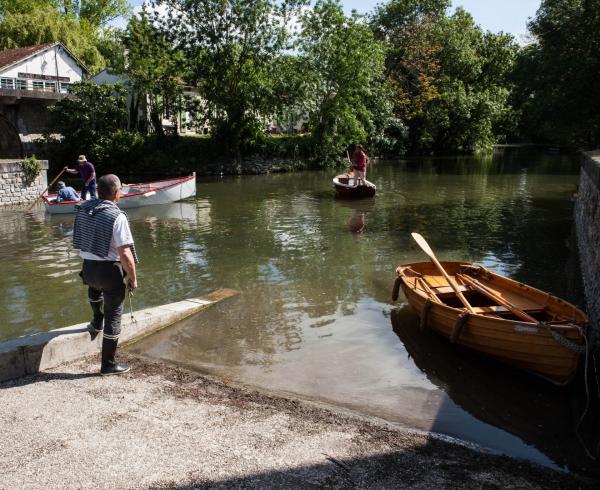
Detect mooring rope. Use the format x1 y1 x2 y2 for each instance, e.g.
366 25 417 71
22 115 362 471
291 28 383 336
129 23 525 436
573 332 598 460
538 322 587 354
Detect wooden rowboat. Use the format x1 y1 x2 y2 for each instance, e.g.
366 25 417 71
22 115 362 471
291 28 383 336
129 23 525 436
42 174 196 214
333 174 376 199
393 261 588 385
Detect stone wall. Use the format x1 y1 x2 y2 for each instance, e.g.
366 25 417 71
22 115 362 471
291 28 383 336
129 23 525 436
0 159 48 205
575 151 600 349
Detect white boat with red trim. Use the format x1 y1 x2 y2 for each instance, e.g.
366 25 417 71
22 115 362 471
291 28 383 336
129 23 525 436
42 174 196 214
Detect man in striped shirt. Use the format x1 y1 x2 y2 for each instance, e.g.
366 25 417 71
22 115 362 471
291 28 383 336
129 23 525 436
73 174 138 375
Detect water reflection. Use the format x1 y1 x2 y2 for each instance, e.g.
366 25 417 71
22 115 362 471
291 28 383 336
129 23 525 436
390 307 594 471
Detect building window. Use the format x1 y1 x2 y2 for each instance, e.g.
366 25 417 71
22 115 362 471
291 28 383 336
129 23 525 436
0 78 15 89
16 79 28 90
44 81 56 92
59 83 71 94
32 81 44 90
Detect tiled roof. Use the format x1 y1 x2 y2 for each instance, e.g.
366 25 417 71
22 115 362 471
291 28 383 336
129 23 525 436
0 42 58 71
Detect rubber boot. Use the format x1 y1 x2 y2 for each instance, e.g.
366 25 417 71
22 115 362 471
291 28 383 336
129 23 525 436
100 337 130 375
87 299 104 341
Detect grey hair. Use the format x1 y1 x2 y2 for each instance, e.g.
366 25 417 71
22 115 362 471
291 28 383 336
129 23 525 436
98 174 121 199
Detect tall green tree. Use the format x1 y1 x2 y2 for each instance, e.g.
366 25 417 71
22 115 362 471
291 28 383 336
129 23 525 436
0 0 130 27
298 0 390 165
45 81 128 162
514 0 600 147
120 12 185 136
421 8 518 152
375 3 517 153
153 0 308 158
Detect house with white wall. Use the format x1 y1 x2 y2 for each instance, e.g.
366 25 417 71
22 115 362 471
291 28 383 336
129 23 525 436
92 69 210 136
0 42 89 157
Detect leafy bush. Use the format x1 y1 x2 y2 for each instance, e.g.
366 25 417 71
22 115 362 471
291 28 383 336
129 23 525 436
20 155 42 184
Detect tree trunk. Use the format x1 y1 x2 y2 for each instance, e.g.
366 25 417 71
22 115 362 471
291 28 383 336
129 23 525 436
149 96 165 137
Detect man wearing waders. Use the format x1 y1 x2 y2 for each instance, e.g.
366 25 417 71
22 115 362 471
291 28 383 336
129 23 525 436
73 174 138 375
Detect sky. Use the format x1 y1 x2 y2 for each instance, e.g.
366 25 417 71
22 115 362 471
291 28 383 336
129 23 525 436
127 1 542 39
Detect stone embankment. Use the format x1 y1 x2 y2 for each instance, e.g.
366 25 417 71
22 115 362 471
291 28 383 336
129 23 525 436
0 159 48 205
575 151 600 349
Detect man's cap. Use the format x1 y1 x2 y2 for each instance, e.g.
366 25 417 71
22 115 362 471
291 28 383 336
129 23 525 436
57 181 66 189
77 155 87 162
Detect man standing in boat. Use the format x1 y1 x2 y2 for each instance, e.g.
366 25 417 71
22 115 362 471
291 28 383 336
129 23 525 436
64 155 97 200
351 144 368 186
73 174 138 375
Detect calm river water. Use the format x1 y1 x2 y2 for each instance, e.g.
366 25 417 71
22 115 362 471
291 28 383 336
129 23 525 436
0 150 591 471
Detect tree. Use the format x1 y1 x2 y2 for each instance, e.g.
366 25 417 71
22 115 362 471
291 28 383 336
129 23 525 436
420 9 518 152
375 3 517 153
514 0 600 147
45 81 128 162
0 0 130 28
298 0 390 165
152 0 308 158
120 13 186 136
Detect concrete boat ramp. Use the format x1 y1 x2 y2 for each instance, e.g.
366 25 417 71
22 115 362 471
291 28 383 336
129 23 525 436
0 290 587 488
0 289 239 383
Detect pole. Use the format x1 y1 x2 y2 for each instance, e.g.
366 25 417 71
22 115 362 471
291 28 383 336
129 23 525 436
26 167 66 211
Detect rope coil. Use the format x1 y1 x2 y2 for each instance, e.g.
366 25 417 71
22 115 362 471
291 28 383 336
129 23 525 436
538 322 587 354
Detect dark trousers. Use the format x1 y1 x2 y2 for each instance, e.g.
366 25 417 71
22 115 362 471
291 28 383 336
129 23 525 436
81 260 125 338
81 180 97 200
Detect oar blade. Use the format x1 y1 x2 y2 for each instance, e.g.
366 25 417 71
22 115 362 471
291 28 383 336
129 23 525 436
411 232 434 258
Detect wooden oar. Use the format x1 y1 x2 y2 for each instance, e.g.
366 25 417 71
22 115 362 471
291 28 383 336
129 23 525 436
26 167 66 211
411 232 476 314
456 273 538 324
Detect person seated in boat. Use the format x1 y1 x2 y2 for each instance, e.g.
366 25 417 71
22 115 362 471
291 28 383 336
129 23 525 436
351 144 368 187
55 181 80 202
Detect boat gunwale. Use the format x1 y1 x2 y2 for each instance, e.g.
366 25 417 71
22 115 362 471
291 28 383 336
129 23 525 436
332 174 377 191
396 261 588 327
42 174 195 207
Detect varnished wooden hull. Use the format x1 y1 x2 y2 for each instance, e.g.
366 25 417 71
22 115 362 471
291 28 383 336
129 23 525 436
395 261 588 385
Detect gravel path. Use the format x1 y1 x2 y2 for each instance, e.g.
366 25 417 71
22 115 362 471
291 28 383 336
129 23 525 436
0 354 585 489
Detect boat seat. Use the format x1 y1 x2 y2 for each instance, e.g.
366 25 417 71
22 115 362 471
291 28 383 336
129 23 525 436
471 306 510 314
433 285 469 295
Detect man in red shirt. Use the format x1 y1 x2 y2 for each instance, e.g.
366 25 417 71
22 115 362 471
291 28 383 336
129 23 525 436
351 144 368 186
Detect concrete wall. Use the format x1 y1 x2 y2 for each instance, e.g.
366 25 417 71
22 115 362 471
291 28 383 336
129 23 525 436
0 159 48 205
0 102 55 154
575 151 600 349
